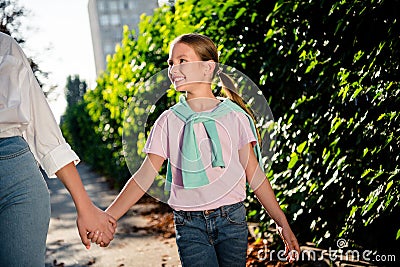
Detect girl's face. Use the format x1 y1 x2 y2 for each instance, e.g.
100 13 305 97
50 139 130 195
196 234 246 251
167 42 212 91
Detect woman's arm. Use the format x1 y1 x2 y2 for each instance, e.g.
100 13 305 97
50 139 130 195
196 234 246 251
105 153 165 220
239 143 300 262
55 162 117 249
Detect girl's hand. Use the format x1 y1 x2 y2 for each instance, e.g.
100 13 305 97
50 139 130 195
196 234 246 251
76 203 117 249
277 225 300 263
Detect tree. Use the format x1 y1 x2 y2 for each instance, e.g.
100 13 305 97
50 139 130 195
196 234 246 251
253 0 400 251
1 0 51 92
0 0 25 43
65 75 87 106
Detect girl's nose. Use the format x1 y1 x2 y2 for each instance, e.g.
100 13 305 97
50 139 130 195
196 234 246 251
169 64 180 74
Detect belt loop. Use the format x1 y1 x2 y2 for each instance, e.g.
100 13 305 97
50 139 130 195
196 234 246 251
221 205 227 217
186 211 191 220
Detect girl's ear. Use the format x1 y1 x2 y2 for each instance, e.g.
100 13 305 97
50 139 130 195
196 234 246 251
204 60 216 75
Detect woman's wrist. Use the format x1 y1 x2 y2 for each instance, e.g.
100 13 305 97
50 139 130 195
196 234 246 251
74 197 96 214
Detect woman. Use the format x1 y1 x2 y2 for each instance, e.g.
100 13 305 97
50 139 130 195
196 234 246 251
0 31 116 266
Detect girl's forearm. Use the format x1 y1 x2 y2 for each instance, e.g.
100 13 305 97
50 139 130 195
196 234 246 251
252 173 291 228
105 177 146 220
105 154 163 220
241 144 291 228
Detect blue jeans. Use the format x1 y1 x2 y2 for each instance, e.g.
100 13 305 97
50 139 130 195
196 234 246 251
173 201 248 267
0 136 51 266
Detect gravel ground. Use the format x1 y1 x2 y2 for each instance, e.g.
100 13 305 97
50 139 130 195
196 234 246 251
44 163 181 267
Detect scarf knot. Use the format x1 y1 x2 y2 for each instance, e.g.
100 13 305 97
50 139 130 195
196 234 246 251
166 95 263 190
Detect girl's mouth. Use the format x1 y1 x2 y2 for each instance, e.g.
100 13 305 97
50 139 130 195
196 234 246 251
173 76 185 83
172 76 185 84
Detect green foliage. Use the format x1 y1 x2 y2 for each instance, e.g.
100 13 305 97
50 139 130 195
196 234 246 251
0 0 26 42
65 75 87 107
257 0 400 249
62 0 400 250
1 0 49 90
63 3 200 186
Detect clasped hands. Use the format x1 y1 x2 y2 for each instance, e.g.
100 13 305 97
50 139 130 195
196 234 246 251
76 204 117 248
86 222 115 248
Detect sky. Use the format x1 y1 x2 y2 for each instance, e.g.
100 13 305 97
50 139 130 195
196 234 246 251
18 0 96 122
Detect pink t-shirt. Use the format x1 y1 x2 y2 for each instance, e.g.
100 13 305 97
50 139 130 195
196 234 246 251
143 108 257 211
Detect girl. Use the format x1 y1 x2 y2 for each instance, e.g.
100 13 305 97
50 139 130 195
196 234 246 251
92 33 300 266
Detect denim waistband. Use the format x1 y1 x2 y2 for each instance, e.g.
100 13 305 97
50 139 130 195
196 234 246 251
173 201 244 219
0 136 30 160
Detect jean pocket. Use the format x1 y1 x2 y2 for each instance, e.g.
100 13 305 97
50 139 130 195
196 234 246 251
225 203 247 225
173 211 186 226
0 137 30 160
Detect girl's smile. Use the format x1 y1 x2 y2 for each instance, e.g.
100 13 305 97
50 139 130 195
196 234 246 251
167 42 214 93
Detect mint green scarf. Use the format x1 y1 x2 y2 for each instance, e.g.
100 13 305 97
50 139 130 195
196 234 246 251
165 95 263 190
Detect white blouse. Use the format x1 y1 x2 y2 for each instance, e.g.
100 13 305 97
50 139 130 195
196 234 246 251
0 32 79 177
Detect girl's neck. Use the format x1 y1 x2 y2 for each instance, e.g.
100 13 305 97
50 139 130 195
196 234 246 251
185 88 220 112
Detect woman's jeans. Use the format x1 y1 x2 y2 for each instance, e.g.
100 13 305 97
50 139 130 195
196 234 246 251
0 136 51 266
173 201 248 267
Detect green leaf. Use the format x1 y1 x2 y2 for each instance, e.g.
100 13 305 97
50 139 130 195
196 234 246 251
265 28 274 40
349 206 358 218
251 12 257 23
309 182 318 194
350 86 363 101
297 141 307 154
363 147 368 157
385 180 393 193
305 60 318 74
235 7 246 19
361 168 373 178
288 152 299 169
248 210 257 217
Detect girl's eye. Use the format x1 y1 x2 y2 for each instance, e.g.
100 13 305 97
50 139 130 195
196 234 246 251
167 59 186 66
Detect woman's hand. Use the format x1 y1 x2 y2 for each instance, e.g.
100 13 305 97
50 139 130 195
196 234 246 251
76 203 117 248
85 153 165 247
54 162 117 248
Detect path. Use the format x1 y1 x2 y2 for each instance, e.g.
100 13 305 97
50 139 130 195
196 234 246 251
44 163 181 267
43 164 379 267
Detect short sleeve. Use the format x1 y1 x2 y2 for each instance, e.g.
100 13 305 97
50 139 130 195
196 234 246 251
236 112 257 149
142 110 169 159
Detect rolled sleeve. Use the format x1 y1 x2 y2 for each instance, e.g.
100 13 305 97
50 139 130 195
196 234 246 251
41 143 80 178
18 44 80 178
1 33 80 179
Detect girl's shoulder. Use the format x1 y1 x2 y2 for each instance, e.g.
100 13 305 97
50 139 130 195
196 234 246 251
153 109 180 126
223 110 255 133
225 109 251 122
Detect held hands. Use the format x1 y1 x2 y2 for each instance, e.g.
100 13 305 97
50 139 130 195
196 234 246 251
276 225 301 263
76 203 117 249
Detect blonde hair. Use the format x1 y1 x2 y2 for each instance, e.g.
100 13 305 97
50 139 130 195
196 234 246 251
171 33 262 143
